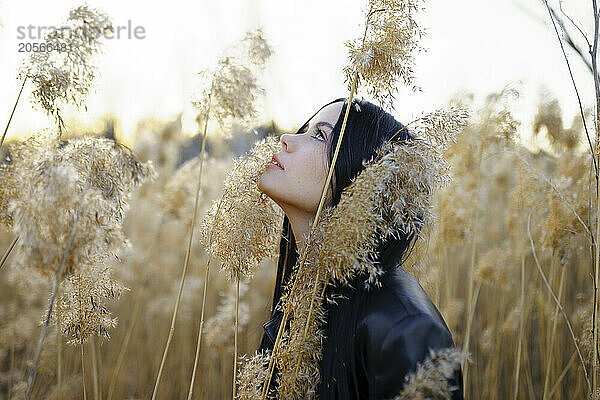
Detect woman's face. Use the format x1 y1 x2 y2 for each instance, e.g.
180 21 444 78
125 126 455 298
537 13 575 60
258 101 343 216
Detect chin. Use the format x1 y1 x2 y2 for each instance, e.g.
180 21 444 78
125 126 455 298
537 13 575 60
257 173 273 197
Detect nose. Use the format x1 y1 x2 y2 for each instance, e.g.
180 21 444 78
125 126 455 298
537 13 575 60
280 133 292 151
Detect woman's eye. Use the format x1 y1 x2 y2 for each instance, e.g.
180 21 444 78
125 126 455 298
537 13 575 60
311 129 326 142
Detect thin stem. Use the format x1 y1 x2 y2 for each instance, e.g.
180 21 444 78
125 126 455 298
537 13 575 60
589 1 600 396
527 205 591 394
151 83 212 400
24 143 96 400
549 350 577 399
233 278 240 400
97 337 103 400
57 286 62 400
514 252 526 400
81 345 88 400
90 337 99 400
0 236 19 271
1 77 27 149
107 292 140 400
543 262 567 400
8 341 14 400
187 255 213 400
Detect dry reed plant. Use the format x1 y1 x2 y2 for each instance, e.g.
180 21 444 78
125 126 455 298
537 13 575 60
394 348 471 399
198 135 282 399
1 132 152 398
15 6 112 135
151 28 273 400
199 135 283 281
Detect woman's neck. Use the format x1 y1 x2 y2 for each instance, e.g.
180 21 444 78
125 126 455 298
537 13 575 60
283 208 315 254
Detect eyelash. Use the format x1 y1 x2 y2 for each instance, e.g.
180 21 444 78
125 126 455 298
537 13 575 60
299 123 326 142
311 128 326 142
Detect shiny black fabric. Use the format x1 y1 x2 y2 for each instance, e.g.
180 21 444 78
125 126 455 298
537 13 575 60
258 264 464 399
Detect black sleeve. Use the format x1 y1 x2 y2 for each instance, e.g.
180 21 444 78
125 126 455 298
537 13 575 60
366 313 463 400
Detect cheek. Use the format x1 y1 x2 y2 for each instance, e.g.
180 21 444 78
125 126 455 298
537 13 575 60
307 152 331 199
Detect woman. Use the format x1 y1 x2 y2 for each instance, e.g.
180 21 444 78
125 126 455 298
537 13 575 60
257 97 464 399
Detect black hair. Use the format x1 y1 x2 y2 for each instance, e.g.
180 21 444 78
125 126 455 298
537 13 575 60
259 97 417 399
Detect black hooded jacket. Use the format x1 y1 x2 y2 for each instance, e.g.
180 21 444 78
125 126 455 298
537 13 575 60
258 238 464 399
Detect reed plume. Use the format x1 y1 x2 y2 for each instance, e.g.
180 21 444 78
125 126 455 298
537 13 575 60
192 28 273 133
16 5 112 134
8 134 153 279
3 132 152 398
200 135 283 280
394 348 471 399
152 27 273 400
344 0 425 109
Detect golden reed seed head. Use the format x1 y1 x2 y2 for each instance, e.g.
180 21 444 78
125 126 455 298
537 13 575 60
17 5 112 130
243 28 274 67
394 347 471 399
51 265 128 345
192 28 273 135
8 134 154 278
200 135 283 281
5 133 152 344
236 351 273 400
344 0 425 109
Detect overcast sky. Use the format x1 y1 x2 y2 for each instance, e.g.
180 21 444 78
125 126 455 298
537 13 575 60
0 0 595 146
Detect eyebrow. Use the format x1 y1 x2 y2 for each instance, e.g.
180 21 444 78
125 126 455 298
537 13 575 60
297 121 334 135
315 121 334 131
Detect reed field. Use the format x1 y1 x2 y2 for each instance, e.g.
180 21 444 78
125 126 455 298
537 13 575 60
1 1 600 400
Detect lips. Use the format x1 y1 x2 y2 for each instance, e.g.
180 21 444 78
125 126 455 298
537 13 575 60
266 154 284 170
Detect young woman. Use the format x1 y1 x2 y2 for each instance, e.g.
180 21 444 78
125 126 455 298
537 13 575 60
257 97 463 399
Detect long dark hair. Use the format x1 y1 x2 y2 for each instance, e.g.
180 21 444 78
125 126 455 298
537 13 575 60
260 97 417 399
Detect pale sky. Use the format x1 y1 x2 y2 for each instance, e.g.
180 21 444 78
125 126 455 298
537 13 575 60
0 0 595 147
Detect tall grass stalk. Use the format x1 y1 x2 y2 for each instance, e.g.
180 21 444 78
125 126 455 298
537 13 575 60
151 84 212 400
187 255 213 400
1 78 27 149
57 287 62 400
107 292 140 400
543 260 567 400
463 140 484 395
527 206 591 393
90 336 99 400
97 337 104 400
513 251 525 400
0 236 19 270
549 351 577 398
81 345 87 400
24 143 96 400
233 278 240 400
